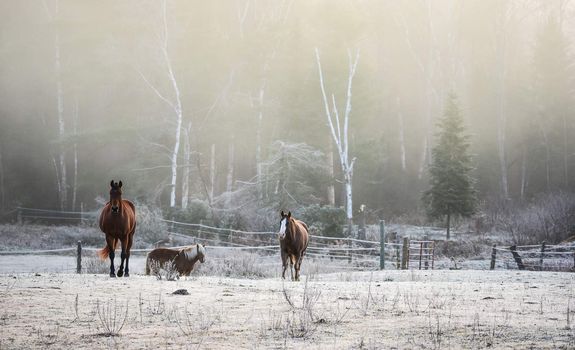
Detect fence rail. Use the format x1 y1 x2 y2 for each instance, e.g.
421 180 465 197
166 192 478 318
490 242 575 271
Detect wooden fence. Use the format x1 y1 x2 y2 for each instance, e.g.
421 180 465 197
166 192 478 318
0 213 437 272
490 242 575 271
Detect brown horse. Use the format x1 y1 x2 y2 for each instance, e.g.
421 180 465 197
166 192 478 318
98 180 136 277
145 244 206 277
278 211 309 281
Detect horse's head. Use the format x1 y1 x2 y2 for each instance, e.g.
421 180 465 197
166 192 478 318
109 180 123 214
197 243 206 263
278 210 292 240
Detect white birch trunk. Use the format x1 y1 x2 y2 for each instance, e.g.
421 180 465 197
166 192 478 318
162 1 184 208
315 48 359 223
327 138 335 206
139 0 185 208
181 122 192 209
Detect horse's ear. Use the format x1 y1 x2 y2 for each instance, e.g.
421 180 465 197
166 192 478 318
118 181 123 188
287 211 291 218
110 180 115 188
280 210 285 217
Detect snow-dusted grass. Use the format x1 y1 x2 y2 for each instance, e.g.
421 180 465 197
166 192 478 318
0 270 573 349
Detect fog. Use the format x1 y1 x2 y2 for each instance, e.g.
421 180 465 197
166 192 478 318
0 0 574 222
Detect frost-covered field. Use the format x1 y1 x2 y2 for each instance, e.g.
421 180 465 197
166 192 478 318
1 269 574 349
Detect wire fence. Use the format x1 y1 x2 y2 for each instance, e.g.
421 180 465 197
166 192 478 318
12 207 99 225
490 242 575 271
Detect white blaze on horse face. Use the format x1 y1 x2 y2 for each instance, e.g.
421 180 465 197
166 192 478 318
279 217 287 239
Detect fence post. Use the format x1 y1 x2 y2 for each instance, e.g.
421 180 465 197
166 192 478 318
510 245 525 270
431 242 435 270
490 244 497 270
379 220 385 270
347 222 353 264
418 242 423 270
395 245 400 269
539 241 546 271
76 241 82 274
401 237 409 269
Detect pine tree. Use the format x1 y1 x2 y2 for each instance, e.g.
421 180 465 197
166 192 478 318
423 94 478 240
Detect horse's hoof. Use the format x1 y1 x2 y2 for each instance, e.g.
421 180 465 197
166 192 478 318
124 272 130 277
110 273 116 278
117 270 124 277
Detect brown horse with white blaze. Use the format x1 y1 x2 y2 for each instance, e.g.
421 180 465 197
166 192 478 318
278 211 309 281
98 180 136 277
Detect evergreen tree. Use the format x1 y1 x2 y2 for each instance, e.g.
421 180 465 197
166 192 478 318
423 94 478 239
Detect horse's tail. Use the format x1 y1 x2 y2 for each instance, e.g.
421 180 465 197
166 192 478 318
97 240 117 260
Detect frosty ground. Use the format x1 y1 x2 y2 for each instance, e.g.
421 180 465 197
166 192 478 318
1 268 574 349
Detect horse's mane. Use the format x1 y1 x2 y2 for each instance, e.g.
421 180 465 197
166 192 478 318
180 244 204 261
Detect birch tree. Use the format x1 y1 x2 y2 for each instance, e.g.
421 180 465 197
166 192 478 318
315 48 359 225
138 0 184 208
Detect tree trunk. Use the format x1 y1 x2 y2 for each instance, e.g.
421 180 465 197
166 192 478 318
315 48 359 223
161 0 184 208
344 172 353 223
327 138 336 206
181 122 192 209
169 110 182 207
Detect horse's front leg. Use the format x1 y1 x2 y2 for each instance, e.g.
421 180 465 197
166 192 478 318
294 254 303 281
117 239 128 277
123 232 133 277
289 255 295 281
281 250 289 279
106 237 116 278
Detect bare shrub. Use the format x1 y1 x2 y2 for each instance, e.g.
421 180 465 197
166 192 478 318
147 292 165 316
34 324 60 347
173 304 220 347
197 250 273 278
486 192 575 244
280 277 322 339
95 298 129 337
84 256 108 274
149 260 179 281
135 202 167 245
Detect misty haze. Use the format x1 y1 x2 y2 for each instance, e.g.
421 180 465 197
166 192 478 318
1 1 574 349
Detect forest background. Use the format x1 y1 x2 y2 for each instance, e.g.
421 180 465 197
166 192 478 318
1 0 574 239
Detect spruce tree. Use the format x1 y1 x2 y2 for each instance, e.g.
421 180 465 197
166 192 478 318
423 94 477 240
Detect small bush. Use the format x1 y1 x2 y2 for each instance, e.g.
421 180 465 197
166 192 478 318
135 202 167 244
487 192 575 244
296 205 347 238
164 200 210 224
